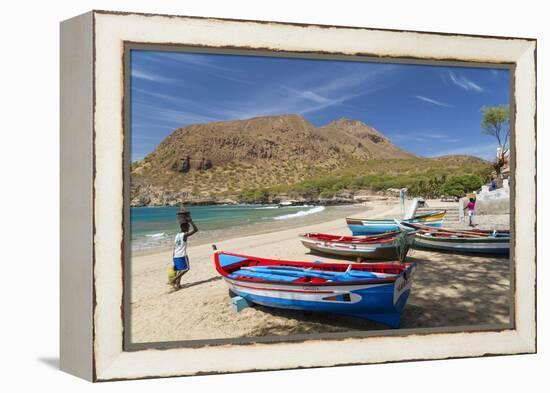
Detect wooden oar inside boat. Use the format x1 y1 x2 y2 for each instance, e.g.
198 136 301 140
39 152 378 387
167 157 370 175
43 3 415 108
398 221 499 238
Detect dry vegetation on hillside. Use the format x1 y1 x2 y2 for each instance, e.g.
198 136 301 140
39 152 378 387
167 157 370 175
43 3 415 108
130 114 491 205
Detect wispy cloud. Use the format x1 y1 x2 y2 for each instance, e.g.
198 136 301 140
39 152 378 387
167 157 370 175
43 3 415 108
415 95 452 107
133 101 218 126
448 71 483 92
419 132 449 139
300 92 363 115
132 88 257 124
139 51 251 85
147 52 243 73
133 54 398 130
390 131 460 144
131 68 173 83
284 87 333 105
250 66 394 117
316 65 395 95
418 133 460 143
130 54 400 160
428 143 497 160
201 67 393 120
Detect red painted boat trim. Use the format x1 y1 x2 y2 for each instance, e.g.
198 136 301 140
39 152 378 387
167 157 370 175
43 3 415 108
214 251 413 287
300 231 401 244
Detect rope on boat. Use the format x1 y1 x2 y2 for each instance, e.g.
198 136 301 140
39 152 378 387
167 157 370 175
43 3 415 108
394 231 409 263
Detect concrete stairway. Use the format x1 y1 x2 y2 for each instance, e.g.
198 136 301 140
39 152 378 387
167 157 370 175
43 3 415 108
415 205 464 229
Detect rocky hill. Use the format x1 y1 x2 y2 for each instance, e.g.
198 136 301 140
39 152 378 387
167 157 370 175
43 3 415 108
130 114 415 205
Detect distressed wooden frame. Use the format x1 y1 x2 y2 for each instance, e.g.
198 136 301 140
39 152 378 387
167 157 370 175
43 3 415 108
60 10 536 381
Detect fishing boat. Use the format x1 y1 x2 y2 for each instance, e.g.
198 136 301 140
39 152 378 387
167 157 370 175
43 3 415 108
214 251 416 328
397 221 510 255
346 210 446 236
299 230 416 261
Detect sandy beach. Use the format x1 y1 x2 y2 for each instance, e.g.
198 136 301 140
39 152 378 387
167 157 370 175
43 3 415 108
129 199 510 344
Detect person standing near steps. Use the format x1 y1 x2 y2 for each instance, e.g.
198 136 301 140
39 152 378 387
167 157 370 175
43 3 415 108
170 220 199 290
463 197 476 227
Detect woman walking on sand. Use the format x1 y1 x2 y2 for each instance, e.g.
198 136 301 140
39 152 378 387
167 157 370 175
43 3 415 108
464 197 476 227
169 219 199 290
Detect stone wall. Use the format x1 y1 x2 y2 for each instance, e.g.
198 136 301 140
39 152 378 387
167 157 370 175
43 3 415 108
460 183 510 216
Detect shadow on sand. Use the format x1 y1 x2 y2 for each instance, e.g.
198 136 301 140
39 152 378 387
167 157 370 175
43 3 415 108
401 249 511 328
178 276 222 291
243 249 510 336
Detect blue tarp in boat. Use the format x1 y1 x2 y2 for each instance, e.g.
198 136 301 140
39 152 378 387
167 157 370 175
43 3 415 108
229 265 379 282
218 254 249 267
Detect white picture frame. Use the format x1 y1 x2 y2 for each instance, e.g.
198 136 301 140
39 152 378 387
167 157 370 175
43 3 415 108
60 10 536 381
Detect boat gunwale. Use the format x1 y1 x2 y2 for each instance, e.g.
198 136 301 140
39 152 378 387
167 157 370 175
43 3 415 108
300 239 400 250
398 221 510 243
214 251 413 287
414 233 510 243
299 230 412 245
300 241 405 260
346 210 447 225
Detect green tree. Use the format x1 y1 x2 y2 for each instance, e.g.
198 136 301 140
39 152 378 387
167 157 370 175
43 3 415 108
481 105 510 176
253 188 269 203
441 175 483 197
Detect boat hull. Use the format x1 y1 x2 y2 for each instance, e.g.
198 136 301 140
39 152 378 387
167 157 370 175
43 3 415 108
397 221 510 255
413 234 510 255
347 211 446 236
224 274 413 328
299 232 416 260
215 252 416 328
301 240 407 259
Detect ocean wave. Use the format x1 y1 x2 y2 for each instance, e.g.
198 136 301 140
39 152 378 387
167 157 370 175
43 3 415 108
145 232 166 239
273 206 325 220
133 233 172 252
254 206 280 209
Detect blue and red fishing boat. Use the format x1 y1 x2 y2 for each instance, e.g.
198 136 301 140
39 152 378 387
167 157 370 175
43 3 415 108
346 210 446 235
214 251 416 328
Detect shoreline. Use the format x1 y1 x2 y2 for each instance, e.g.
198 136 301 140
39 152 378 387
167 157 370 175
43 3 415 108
130 198 379 209
131 202 379 257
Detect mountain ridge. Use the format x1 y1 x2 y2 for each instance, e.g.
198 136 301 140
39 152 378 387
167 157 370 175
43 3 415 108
130 114 489 206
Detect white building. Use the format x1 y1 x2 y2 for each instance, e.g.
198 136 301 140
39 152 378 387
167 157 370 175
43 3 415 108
496 146 510 178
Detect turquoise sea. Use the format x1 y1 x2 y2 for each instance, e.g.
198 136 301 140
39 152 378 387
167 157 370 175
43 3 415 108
131 204 366 252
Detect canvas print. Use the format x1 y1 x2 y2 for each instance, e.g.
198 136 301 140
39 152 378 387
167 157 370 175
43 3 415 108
128 49 511 345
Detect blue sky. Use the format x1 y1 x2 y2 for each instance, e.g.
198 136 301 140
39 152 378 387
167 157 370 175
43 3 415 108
130 50 510 162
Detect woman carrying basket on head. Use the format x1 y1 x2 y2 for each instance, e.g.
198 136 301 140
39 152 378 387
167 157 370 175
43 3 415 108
169 209 199 290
